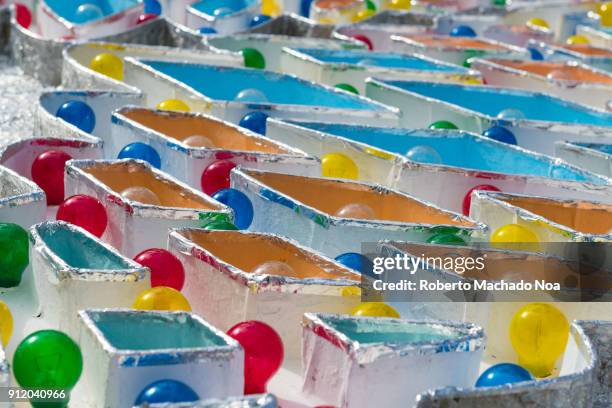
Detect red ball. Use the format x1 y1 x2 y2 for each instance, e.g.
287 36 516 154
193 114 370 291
14 3 32 29
227 321 284 394
136 13 158 24
31 150 72 206
352 34 373 50
201 160 236 195
462 184 500 216
134 248 185 291
57 195 108 237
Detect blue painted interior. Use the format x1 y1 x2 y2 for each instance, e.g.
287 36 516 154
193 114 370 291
37 223 129 270
44 0 140 23
91 312 229 350
383 81 612 126
575 142 612 155
295 48 468 72
192 0 251 16
324 316 457 344
141 60 385 110
291 122 606 183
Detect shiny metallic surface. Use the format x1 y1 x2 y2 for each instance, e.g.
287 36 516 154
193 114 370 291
414 320 612 408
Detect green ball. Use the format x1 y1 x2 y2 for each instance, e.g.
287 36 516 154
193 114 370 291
13 330 83 392
427 233 466 246
366 0 377 10
428 120 458 130
241 48 266 69
335 83 359 95
0 223 29 288
203 220 239 230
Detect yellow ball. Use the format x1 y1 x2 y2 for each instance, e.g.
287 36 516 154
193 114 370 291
321 152 359 180
352 9 376 22
364 147 394 160
598 2 612 27
341 286 361 297
526 18 550 30
491 223 540 252
566 35 589 45
0 301 13 347
133 286 192 311
156 99 191 112
262 0 281 17
89 53 124 81
509 303 569 377
352 302 400 318
387 0 411 10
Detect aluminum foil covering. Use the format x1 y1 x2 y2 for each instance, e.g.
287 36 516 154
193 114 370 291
414 320 612 408
29 220 150 338
264 119 612 214
230 167 487 258
279 48 482 93
365 79 612 157
8 13 208 86
77 309 244 408
62 41 241 91
37 90 143 141
110 107 319 189
0 137 103 181
246 13 351 41
205 33 364 72
334 10 436 51
0 346 8 388
185 0 261 34
0 55 45 143
0 164 45 211
577 25 612 49
123 58 400 126
389 35 528 66
555 141 612 178
470 189 612 242
303 313 485 362
527 39 612 73
301 313 485 407
65 159 232 257
378 240 612 302
146 394 278 408
168 228 362 360
470 58 612 110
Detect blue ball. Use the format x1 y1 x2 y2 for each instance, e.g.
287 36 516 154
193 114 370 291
450 25 477 37
118 142 161 169
239 111 268 135
335 252 375 278
135 379 199 405
198 27 217 34
475 363 533 388
144 0 162 15
482 126 517 145
56 100 96 133
250 14 272 27
528 47 543 61
300 0 313 16
212 188 254 229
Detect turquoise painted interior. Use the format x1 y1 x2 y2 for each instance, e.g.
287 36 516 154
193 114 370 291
192 0 252 16
295 48 468 72
91 312 228 350
44 0 140 23
37 223 130 270
141 60 384 110
383 81 612 126
324 316 458 344
292 122 605 183
576 142 612 155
